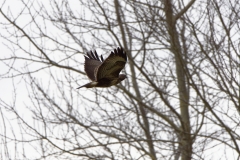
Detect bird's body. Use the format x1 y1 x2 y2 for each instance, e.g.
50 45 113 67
77 47 127 89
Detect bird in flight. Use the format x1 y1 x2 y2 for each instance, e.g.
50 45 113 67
77 47 127 89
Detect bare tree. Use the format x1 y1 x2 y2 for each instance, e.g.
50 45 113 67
0 0 239 159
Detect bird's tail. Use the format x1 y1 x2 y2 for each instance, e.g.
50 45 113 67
76 82 98 89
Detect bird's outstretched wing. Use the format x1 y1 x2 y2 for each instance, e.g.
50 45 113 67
84 50 104 81
96 47 127 80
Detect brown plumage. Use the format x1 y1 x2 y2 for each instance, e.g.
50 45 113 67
77 47 127 89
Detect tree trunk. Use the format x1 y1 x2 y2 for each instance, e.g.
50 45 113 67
164 0 192 159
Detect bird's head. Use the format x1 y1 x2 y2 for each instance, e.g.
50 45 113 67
119 74 127 81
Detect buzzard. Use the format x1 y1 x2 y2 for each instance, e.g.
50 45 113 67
77 47 127 89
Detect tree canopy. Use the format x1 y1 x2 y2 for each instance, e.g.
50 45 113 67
0 0 239 159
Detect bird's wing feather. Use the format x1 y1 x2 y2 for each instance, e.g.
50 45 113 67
96 47 127 80
84 50 103 81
